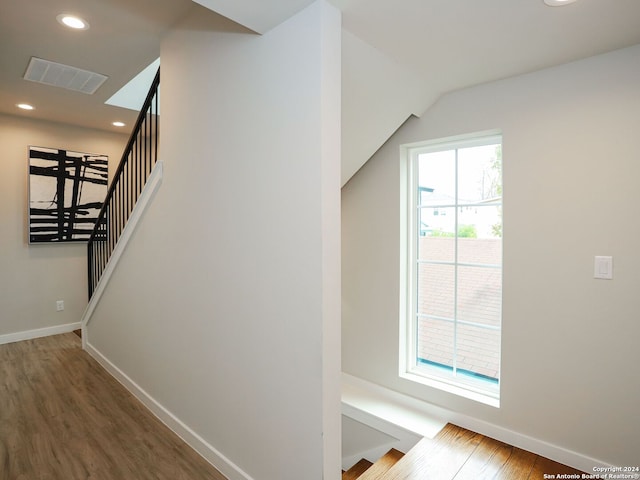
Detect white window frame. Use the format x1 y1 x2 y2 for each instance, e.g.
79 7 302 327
399 130 502 408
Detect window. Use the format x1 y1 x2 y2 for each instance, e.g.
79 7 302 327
400 132 502 406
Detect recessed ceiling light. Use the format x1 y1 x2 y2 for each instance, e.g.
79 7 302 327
112 121 126 127
57 14 90 30
544 0 578 6
17 103 35 110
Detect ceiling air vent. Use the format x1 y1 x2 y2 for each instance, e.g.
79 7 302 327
23 57 108 94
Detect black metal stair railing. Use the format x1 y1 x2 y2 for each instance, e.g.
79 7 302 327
87 68 160 299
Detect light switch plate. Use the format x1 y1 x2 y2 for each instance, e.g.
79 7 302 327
594 256 613 280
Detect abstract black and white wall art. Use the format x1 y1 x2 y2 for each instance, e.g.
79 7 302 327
28 146 108 243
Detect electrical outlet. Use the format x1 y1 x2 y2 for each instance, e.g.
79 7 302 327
56 300 64 311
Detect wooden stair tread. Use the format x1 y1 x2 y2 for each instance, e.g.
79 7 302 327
343 423 588 480
356 448 405 480
379 425 482 479
342 458 374 480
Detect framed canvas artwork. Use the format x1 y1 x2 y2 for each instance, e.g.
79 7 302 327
28 146 108 243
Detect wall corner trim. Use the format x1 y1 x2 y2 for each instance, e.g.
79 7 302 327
81 160 163 332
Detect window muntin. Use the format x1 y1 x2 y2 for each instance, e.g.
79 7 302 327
401 132 502 404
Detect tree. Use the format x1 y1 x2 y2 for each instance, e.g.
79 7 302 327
488 145 502 238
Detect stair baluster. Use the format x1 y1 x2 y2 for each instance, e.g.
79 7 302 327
87 68 160 299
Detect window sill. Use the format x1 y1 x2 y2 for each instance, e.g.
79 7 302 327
400 369 500 408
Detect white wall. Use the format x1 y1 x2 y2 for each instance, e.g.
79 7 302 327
342 44 640 468
341 30 437 186
0 114 125 339
85 2 341 479
191 0 315 34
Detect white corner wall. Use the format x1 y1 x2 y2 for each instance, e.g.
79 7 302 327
85 2 341 479
342 44 640 469
0 114 125 341
340 30 437 186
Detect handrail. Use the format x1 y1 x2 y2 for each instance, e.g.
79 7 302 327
87 68 160 299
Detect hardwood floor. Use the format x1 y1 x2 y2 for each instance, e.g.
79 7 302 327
2 333 587 480
0 333 227 480
357 449 405 480
380 423 586 480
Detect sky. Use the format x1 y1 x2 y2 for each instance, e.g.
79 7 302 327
418 143 500 205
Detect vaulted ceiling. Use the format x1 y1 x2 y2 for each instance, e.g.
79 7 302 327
2 0 640 183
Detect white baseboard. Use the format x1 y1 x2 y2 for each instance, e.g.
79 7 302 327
445 411 615 474
342 374 615 473
0 322 81 345
83 340 255 480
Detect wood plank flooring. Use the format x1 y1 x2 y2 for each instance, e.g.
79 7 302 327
2 333 588 480
0 333 227 480
357 448 404 480
343 458 374 480
381 423 587 480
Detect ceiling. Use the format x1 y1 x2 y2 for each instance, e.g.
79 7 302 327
0 0 194 132
339 0 640 98
2 0 640 144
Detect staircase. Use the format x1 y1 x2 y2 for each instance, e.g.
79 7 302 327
342 423 589 480
87 68 160 299
343 448 404 480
